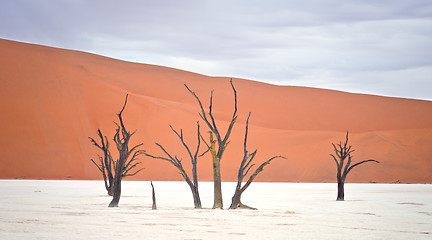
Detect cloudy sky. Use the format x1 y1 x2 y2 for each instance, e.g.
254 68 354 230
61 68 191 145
1 0 432 100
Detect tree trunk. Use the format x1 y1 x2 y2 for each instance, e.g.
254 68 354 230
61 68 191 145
151 181 157 210
102 171 113 196
229 180 243 209
183 176 202 209
230 192 241 209
209 132 223 209
212 158 223 209
337 179 345 201
230 192 256 210
107 185 113 196
108 170 122 207
192 187 202 209
191 153 201 209
229 187 242 209
109 150 127 207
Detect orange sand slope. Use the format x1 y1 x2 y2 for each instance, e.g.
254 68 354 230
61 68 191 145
1 38 431 183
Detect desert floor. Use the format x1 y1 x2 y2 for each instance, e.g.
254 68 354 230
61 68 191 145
0 180 431 239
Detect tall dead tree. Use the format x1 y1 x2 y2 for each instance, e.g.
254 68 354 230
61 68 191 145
88 94 144 207
108 94 145 207
89 95 144 203
185 79 237 209
331 131 379 201
229 113 286 209
144 122 208 209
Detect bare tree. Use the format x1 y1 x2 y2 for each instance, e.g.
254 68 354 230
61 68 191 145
330 131 379 201
144 122 208 209
90 95 144 203
108 94 145 207
185 79 237 209
89 94 144 207
229 113 286 209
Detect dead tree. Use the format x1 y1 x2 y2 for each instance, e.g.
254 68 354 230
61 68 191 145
144 122 208 209
89 95 144 203
102 94 144 207
89 129 114 196
330 131 379 201
108 94 145 207
229 113 286 209
185 79 237 209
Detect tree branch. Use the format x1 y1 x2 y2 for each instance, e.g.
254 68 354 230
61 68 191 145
240 155 287 194
123 166 144 178
90 157 104 173
346 159 380 175
198 129 210 157
170 125 196 165
184 84 214 132
330 154 340 168
117 94 129 137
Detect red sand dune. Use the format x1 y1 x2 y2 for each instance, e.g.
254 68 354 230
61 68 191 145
1 39 431 183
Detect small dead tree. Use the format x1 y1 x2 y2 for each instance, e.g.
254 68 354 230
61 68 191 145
151 181 157 210
144 122 208 209
185 79 237 209
229 113 286 209
330 131 379 201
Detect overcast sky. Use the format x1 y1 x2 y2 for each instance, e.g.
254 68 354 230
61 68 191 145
1 0 432 100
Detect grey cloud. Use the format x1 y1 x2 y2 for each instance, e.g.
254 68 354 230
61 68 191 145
1 0 432 100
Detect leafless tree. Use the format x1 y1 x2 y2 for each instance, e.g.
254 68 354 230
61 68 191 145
89 94 144 207
185 79 237 209
143 122 208 209
108 94 145 207
331 131 379 201
229 113 286 209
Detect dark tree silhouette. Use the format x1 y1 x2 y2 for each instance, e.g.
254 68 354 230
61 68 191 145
229 113 286 209
185 79 237 209
144 122 208 209
90 94 144 207
330 131 379 201
108 94 145 207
